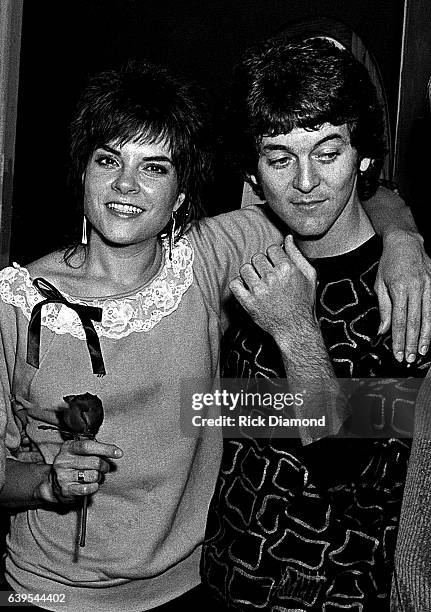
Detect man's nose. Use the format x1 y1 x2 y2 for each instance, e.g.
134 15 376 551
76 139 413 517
112 168 140 194
292 160 320 193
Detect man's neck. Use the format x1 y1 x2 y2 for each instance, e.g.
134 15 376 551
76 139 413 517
296 191 375 259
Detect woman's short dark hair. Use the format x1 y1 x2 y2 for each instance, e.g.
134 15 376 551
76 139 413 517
225 36 386 201
68 59 214 254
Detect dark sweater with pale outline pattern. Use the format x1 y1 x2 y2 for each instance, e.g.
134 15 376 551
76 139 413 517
202 235 430 611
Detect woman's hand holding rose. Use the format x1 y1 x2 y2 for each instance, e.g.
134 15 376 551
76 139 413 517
37 439 122 505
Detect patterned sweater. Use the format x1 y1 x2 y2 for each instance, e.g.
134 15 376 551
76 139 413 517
202 235 430 611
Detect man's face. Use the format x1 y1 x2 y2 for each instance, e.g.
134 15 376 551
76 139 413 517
254 123 368 239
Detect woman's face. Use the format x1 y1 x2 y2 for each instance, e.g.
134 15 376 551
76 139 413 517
83 138 184 247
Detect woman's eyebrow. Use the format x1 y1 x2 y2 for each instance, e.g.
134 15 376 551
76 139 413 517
98 144 121 155
97 145 173 164
140 156 174 163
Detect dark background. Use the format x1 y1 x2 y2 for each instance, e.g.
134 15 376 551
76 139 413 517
10 0 406 264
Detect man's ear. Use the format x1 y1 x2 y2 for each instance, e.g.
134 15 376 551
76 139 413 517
173 192 186 212
359 158 371 172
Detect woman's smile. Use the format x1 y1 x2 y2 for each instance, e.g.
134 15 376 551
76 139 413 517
83 139 185 246
105 201 144 217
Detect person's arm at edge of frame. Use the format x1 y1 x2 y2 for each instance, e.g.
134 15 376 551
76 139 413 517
0 439 122 511
0 458 53 509
0 408 5 493
363 186 431 363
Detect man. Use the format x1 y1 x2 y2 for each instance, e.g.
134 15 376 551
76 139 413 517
202 37 430 610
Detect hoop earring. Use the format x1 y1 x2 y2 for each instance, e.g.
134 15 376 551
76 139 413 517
169 212 176 261
81 216 88 245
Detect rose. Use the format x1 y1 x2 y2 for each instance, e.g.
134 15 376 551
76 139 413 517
39 394 106 547
61 393 104 547
61 393 104 439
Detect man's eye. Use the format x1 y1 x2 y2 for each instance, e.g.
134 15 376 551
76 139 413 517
316 151 339 162
268 157 291 168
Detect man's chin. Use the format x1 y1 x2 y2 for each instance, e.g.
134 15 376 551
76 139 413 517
291 226 330 241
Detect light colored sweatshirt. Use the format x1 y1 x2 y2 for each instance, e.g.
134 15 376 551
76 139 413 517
0 205 282 612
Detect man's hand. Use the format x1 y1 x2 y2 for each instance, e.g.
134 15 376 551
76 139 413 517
375 230 431 363
229 234 317 344
230 235 345 445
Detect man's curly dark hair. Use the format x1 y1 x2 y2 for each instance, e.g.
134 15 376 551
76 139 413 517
224 36 386 201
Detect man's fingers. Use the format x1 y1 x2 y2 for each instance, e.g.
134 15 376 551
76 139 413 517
404 290 422 363
247 238 315 283
390 287 408 362
239 263 260 288
375 280 391 335
283 234 316 280
230 276 260 315
266 238 313 281
251 252 274 277
418 278 431 356
230 276 250 305
266 244 288 267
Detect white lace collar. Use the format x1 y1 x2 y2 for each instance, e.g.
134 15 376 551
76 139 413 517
0 236 194 340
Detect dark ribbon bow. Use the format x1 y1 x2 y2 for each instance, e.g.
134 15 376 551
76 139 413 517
26 278 106 377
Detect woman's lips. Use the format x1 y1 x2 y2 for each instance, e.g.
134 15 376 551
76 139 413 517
105 201 143 216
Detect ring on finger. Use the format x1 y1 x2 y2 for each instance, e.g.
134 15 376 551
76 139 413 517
77 470 86 484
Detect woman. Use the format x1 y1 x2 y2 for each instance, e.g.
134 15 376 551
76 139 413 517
0 60 428 611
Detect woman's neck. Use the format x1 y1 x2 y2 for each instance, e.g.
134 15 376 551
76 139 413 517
71 235 164 297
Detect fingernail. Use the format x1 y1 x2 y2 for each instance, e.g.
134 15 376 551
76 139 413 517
114 449 123 457
420 345 428 356
395 351 404 362
377 323 384 335
406 353 416 364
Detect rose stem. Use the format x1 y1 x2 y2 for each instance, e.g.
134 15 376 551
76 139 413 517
79 496 88 547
